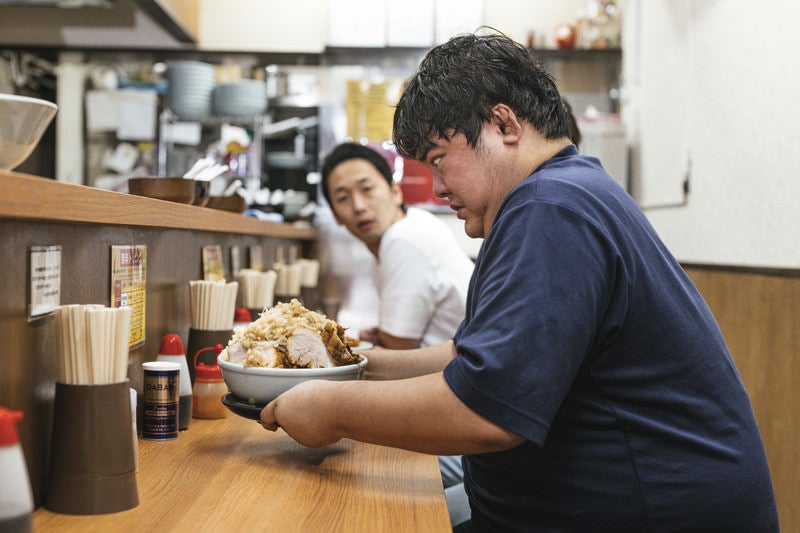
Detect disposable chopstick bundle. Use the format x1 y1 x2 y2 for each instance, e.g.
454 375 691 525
188 280 239 330
298 259 320 288
237 269 256 308
86 308 106 385
236 269 276 310
55 305 81 384
55 304 132 385
257 270 277 308
113 305 132 382
274 264 288 297
272 262 301 297
286 264 302 297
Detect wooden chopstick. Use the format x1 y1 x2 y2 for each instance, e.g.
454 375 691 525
55 304 132 385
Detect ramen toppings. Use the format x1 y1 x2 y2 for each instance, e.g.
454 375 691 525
220 299 359 369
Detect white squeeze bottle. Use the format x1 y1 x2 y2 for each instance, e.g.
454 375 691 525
156 333 193 430
0 407 34 533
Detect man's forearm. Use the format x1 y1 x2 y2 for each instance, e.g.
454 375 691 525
362 340 456 380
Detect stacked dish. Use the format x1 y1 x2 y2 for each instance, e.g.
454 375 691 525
212 79 268 120
165 61 215 120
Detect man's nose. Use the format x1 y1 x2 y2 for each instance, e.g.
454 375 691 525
351 192 367 211
431 174 448 199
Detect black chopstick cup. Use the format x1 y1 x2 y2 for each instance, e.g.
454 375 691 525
45 380 139 515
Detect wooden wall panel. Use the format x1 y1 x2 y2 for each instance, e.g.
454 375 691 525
686 266 799 532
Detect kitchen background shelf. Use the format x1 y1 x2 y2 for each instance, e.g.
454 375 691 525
156 109 265 193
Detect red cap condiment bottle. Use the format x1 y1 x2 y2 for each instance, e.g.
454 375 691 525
0 407 34 532
156 333 193 430
192 344 228 419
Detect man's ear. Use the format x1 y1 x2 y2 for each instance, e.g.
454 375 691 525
492 104 522 143
391 180 405 207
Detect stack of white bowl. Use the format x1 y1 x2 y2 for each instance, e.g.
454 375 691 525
165 61 215 121
212 80 268 120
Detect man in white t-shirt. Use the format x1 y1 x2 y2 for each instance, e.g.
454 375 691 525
320 142 474 350
321 142 474 526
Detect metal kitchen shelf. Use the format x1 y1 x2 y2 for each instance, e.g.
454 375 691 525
156 109 264 191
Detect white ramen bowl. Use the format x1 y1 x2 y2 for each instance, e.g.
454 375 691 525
0 93 58 170
218 353 368 405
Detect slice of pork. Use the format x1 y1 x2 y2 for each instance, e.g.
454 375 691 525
285 327 336 368
225 342 247 364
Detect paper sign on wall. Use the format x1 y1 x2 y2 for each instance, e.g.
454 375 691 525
202 245 225 281
28 245 61 320
111 244 147 349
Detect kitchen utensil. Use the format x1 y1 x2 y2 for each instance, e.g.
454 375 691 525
182 157 214 179
0 93 57 171
194 163 229 182
236 268 277 310
223 179 242 196
188 280 239 330
54 304 131 385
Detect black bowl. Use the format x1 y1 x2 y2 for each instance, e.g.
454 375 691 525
221 393 265 421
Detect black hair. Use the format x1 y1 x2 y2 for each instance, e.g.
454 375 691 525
393 31 572 160
563 98 582 147
320 142 395 208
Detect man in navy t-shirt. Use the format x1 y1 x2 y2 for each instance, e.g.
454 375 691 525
261 32 779 532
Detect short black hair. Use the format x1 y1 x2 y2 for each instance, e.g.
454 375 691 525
393 31 572 160
320 142 395 208
563 98 582 147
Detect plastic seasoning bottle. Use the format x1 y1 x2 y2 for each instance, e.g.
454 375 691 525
192 344 228 419
0 407 34 533
156 333 193 430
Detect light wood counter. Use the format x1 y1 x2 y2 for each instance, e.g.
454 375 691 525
0 169 315 240
33 414 451 532
1 169 323 506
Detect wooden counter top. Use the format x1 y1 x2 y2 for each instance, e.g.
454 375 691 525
33 414 451 532
0 170 315 240
33 413 451 533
